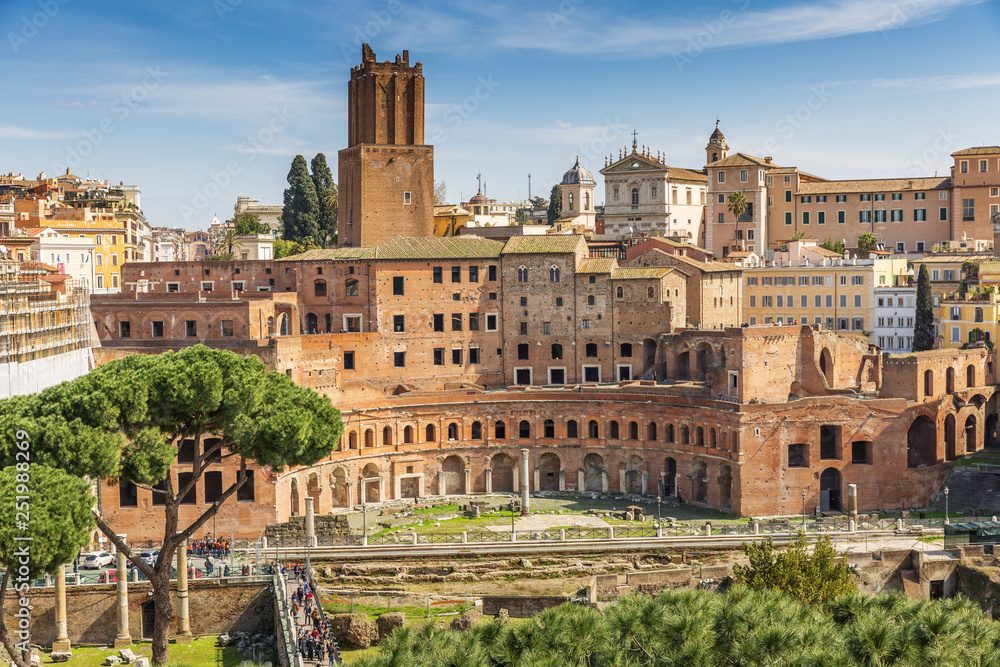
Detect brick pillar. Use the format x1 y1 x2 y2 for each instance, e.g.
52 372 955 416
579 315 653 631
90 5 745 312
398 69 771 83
176 540 193 643
520 448 530 515
52 566 70 653
558 469 565 491
464 468 471 495
601 468 609 493
641 471 649 495
114 551 131 648
578 468 585 492
345 481 355 511
485 468 493 494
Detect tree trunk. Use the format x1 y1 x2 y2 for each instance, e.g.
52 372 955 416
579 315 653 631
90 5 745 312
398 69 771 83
150 565 174 665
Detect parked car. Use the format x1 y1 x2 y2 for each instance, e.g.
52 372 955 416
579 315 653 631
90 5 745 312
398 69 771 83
138 550 160 567
80 552 114 569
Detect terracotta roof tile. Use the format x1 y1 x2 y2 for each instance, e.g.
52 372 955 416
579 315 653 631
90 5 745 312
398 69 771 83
577 258 617 273
952 146 1000 156
611 267 671 280
798 176 950 194
500 235 585 255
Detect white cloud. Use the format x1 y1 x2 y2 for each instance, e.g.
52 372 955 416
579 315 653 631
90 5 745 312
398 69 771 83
556 120 573 128
0 126 80 140
830 72 1000 93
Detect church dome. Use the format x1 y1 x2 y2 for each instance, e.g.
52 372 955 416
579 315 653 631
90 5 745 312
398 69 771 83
561 156 595 185
709 122 726 143
469 190 489 205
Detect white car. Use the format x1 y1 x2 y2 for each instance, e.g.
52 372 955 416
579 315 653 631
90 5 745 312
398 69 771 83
138 550 160 567
80 552 114 569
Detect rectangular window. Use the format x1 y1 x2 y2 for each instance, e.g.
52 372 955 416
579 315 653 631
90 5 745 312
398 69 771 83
201 281 213 291
469 347 480 364
542 321 551 335
785 190 791 203
452 348 462 365
951 326 960 343
403 191 411 204
784 212 792 225
469 266 479 282
433 348 444 366
344 351 355 370
875 193 885 201
836 195 846 203
151 321 164 337
749 295 756 307
838 210 845 224
854 295 862 308
890 209 902 222
393 351 406 367
204 471 223 503
452 313 463 331
486 314 498 331
914 208 927 221
450 266 460 283
488 265 497 281
582 319 591 329
840 294 847 308
96 254 103 266
981 160 988 173
777 295 783 308
740 169 748 182
469 313 480 331
800 196 811 203
874 210 885 223
892 193 902 201
917 242 925 252
800 294 808 307
802 211 810 225
118 321 130 338
860 194 871 202
718 171 725 183
185 320 197 337
815 295 822 307
393 315 405 332
963 199 975 221
393 276 404 295
826 294 833 307
177 472 196 504
859 210 871 223
817 211 825 225
433 267 443 283
519 321 528 335
852 275 863 285
719 213 725 224
221 320 234 337
237 471 255 502
433 314 444 332
896 242 905 253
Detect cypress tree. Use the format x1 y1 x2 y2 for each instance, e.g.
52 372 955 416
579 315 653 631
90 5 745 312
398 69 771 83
547 184 562 224
913 264 935 351
311 153 337 247
282 155 320 244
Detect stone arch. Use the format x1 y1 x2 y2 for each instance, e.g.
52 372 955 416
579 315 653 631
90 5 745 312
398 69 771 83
490 453 515 492
675 346 691 381
609 420 620 439
680 425 690 444
694 426 704 446
519 420 531 439
471 421 483 439
692 459 708 503
664 423 674 442
663 457 677 496
695 343 713 380
544 419 555 438
624 455 644 494
539 453 560 491
441 455 464 495
907 415 937 468
647 421 658 441
447 423 459 440
642 338 657 377
820 467 842 512
382 426 393 447
588 420 599 438
364 428 374 448
966 414 978 453
290 478 300 517
494 420 506 439
924 369 934 397
945 414 957 460
278 312 290 336
403 425 414 444
330 467 348 508
819 348 833 386
567 419 579 438
709 428 717 448
306 313 318 334
348 430 358 450
426 423 436 442
718 463 732 509
968 364 977 388
947 367 956 394
583 453 605 492
361 463 381 503
306 472 321 513
628 421 639 440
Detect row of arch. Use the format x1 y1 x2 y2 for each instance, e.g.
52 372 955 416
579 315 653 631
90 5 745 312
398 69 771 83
343 417 735 452
922 364 982 397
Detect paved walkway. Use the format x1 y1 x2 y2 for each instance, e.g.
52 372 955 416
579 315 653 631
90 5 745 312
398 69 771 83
285 569 341 666
485 514 609 532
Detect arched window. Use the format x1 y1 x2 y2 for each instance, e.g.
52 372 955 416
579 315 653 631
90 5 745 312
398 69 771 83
314 279 327 297
447 423 458 440
382 426 392 447
551 343 563 360
631 188 639 205
495 421 506 439
629 421 639 440
364 429 374 448
549 265 560 282
519 420 531 439
426 424 436 442
348 431 358 449
544 419 555 438
586 343 598 357
665 423 674 442
403 426 413 443
976 307 984 323
616 286 624 298
568 192 574 210
647 422 658 440
609 420 620 439
517 266 528 283
324 313 332 333
584 192 590 210
620 343 632 357
567 420 579 438
278 313 290 336
306 313 318 334
588 420 599 438
471 421 482 439
345 279 359 296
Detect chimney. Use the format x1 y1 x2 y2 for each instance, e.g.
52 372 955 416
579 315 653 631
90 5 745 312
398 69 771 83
908 180 914 189
764 157 772 164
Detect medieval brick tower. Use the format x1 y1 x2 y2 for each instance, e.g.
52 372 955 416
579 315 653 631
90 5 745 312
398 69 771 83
338 44 435 246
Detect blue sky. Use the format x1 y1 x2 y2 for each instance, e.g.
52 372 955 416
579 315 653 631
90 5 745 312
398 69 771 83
1 0 999 229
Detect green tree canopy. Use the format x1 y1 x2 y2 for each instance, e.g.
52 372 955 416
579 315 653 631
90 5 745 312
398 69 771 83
274 238 305 259
311 153 337 246
0 346 343 664
732 533 856 605
282 155 320 244
857 232 879 253
529 196 547 210
0 466 94 667
821 238 846 255
727 191 747 221
214 227 241 256
233 212 268 236
546 184 562 224
914 263 935 352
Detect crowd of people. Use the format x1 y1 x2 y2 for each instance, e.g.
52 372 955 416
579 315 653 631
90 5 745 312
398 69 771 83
187 537 231 558
289 563 341 666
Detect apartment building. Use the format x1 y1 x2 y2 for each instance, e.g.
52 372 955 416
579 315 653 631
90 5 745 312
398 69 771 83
873 286 916 353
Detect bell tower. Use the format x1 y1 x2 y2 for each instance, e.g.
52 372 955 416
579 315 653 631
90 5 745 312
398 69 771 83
338 44 435 246
706 120 729 165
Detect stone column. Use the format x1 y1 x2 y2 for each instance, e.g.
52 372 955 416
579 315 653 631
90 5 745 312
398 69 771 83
114 551 131 648
558 469 566 491
176 540 193 643
52 566 71 653
345 481 355 511
618 469 626 492
533 466 540 492
438 470 446 496
305 497 317 548
577 468 585 492
417 474 425 498
512 469 519 492
484 468 493 494
394 473 402 500
601 468 609 493
847 484 858 518
520 449 530 515
379 477 386 502
641 471 649 495
464 468 472 495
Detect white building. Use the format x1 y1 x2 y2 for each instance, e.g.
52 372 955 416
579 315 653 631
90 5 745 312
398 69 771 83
235 234 273 260
874 286 916 353
600 138 707 240
28 227 96 291
554 157 596 230
234 195 282 237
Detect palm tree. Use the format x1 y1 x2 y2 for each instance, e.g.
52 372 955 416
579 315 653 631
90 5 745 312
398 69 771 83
727 192 748 250
214 227 242 257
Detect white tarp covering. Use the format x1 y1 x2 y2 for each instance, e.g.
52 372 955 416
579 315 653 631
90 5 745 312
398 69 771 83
0 347 93 398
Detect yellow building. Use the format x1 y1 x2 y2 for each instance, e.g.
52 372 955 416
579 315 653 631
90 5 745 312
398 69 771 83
434 204 471 237
940 290 1000 349
743 251 909 334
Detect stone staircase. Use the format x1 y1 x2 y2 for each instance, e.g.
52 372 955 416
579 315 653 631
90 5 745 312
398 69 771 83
931 467 1000 515
640 363 657 381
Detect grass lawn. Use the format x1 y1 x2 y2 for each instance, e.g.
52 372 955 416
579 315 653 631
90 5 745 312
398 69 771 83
322 597 466 620
35 636 273 666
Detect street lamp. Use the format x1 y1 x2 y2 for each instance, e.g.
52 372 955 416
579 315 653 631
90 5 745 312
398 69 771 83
944 486 950 525
362 501 367 546
511 501 516 536
802 491 807 532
